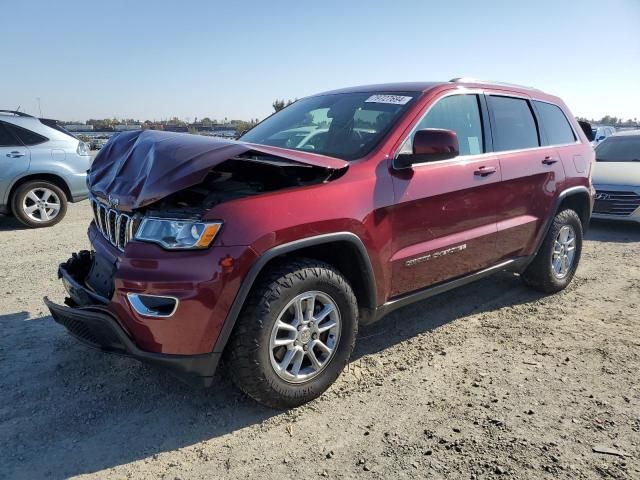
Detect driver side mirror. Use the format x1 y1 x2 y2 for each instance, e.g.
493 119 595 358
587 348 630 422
396 128 459 168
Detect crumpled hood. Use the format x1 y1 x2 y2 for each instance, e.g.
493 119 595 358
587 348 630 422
88 130 349 210
592 161 640 188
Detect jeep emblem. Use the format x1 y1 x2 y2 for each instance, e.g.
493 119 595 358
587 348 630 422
107 194 119 208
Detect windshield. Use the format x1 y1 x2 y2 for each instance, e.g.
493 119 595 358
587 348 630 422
240 92 419 160
595 135 640 162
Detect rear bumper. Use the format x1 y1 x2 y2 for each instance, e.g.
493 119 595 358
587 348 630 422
66 171 89 203
44 296 221 386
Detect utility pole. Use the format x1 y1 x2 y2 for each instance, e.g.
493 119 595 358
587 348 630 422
36 97 42 117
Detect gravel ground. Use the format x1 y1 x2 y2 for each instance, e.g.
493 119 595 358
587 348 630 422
0 202 639 480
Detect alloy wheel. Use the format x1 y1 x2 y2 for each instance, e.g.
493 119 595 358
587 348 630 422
22 188 62 223
269 291 341 384
551 225 576 279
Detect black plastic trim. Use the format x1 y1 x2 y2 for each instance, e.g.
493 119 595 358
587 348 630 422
44 297 220 386
536 185 592 254
212 232 377 353
374 257 530 320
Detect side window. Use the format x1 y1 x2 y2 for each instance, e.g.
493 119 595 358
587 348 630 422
488 96 539 151
533 101 576 146
403 94 484 156
6 124 48 146
0 123 21 147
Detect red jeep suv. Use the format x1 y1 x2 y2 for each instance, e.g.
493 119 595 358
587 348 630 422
45 79 594 408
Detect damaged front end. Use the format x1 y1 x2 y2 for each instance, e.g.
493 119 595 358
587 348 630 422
87 130 349 251
89 129 349 212
45 250 224 386
45 130 348 386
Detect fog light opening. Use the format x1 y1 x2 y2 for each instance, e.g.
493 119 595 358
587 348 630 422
127 293 179 318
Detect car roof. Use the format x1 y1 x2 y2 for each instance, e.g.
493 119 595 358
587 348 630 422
0 111 76 142
315 79 561 103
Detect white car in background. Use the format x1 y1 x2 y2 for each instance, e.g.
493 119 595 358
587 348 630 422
591 130 640 223
591 125 616 147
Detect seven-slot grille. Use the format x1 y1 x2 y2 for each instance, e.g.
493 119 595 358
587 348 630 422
90 197 138 251
593 190 640 216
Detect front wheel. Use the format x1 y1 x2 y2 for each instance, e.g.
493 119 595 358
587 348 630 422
522 209 583 293
11 180 67 228
227 258 358 409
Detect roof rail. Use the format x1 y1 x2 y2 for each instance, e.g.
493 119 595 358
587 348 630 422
0 109 35 118
449 77 539 91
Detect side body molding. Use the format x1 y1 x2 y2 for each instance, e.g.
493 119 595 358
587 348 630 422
212 232 377 353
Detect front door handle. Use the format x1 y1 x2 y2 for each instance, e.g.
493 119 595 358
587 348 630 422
474 166 497 177
542 157 558 165
6 151 25 158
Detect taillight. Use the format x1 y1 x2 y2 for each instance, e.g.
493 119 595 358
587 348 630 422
77 141 90 156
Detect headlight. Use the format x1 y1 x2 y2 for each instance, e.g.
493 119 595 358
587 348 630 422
135 218 223 249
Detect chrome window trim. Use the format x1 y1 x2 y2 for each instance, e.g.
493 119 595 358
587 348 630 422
393 90 582 170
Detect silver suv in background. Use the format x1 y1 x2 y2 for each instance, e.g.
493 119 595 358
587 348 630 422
592 130 640 223
0 111 91 227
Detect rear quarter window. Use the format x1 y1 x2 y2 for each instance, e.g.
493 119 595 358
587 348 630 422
487 96 539 152
6 123 48 146
533 101 576 146
0 123 21 147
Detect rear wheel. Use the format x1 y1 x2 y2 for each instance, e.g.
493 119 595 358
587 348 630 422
227 258 358 409
12 180 67 228
522 209 583 293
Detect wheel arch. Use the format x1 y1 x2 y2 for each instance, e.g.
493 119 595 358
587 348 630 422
212 232 377 354
7 173 72 212
529 186 592 261
556 187 592 231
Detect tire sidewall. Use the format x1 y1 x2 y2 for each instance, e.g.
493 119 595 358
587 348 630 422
253 265 358 405
12 181 67 228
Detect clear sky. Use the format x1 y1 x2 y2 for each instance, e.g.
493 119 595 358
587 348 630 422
2 0 638 122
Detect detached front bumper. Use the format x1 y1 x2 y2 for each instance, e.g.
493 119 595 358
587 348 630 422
45 297 220 386
44 249 231 387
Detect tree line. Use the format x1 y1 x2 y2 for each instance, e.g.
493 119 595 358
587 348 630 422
577 115 639 127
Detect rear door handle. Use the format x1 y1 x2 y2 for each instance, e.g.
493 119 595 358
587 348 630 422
542 157 558 165
6 151 25 158
474 166 497 177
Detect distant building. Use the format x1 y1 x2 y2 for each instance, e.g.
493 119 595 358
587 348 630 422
211 126 236 138
65 124 94 132
114 124 142 131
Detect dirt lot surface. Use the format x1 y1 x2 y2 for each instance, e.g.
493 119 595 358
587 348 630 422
1 203 639 480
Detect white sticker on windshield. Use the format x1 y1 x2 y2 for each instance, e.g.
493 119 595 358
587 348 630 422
365 94 412 105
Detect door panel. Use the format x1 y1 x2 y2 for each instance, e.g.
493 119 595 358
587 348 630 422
494 148 564 258
485 94 567 260
389 156 501 297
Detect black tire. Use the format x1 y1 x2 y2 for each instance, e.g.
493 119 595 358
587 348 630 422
226 258 358 409
11 180 67 228
522 209 583 293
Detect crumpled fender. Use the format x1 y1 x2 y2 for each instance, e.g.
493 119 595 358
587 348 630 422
88 130 349 210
